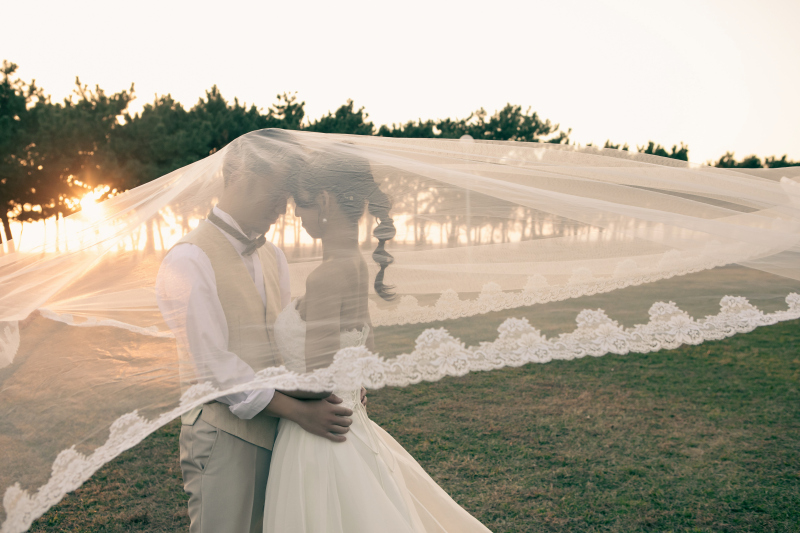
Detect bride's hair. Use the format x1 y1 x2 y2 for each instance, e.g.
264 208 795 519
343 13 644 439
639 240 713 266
294 150 397 300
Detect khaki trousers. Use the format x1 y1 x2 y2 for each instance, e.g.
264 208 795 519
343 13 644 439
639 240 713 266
180 418 272 533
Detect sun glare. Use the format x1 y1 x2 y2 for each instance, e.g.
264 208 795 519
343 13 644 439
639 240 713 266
79 186 110 218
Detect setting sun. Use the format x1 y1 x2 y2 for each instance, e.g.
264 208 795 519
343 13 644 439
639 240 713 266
79 186 110 218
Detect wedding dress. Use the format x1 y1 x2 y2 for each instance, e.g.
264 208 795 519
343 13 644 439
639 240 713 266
263 299 492 533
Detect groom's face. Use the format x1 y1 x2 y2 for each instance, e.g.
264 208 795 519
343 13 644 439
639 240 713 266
225 173 290 236
246 180 289 234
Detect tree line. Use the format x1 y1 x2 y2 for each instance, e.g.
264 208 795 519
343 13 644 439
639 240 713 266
1 60 797 243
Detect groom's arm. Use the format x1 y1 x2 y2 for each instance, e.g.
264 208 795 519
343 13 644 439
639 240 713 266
278 389 331 400
263 391 353 443
156 244 276 419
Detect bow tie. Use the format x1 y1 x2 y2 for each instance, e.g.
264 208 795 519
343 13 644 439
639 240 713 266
207 211 267 256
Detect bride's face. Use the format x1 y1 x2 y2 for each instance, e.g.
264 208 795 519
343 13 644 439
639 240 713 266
294 189 347 240
294 190 325 239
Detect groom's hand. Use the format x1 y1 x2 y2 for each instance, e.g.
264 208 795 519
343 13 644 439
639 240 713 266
296 394 353 443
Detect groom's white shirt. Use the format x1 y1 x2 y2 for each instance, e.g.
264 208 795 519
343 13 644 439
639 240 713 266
156 206 290 419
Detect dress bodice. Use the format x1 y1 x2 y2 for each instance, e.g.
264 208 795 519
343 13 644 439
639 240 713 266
275 299 370 408
275 299 370 392
266 310 489 533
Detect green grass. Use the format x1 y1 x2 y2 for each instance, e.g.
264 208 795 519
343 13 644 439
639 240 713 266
31 317 800 532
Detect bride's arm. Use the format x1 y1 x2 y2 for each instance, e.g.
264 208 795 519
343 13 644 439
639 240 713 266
303 263 345 370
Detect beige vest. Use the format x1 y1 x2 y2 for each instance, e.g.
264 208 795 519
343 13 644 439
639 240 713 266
176 220 283 450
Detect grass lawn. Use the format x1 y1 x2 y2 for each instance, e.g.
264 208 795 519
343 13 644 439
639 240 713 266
30 316 800 532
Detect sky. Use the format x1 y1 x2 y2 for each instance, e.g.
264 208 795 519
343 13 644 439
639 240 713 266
3 0 799 165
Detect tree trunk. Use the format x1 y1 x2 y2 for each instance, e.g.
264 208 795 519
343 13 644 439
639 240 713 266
363 211 374 250
145 217 156 254
413 194 419 246
1 210 13 248
156 215 166 251
55 214 61 253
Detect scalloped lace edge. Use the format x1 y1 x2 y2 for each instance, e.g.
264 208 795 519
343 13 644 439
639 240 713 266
3 292 799 533
370 253 755 326
36 251 757 336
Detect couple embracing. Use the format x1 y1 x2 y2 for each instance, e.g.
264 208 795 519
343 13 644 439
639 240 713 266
156 130 491 533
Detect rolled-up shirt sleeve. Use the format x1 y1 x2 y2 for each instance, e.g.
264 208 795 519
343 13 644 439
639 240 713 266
156 244 275 420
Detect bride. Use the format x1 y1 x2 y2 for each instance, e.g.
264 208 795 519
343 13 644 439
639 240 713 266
263 153 492 533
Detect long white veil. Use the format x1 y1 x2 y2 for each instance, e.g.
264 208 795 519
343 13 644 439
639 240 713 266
1 129 799 532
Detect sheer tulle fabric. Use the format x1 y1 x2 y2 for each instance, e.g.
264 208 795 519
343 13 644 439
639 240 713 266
1 130 799 532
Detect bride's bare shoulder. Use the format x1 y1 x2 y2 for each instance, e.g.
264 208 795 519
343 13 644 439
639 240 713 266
305 258 358 297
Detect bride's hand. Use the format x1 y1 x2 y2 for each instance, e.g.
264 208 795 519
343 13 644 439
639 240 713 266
360 387 367 408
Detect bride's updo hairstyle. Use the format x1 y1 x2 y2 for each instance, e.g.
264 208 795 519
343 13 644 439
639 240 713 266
294 150 397 300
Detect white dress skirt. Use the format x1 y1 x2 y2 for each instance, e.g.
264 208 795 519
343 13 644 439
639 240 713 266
263 300 492 533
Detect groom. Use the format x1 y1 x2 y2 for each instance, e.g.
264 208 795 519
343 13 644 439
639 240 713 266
156 132 354 533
